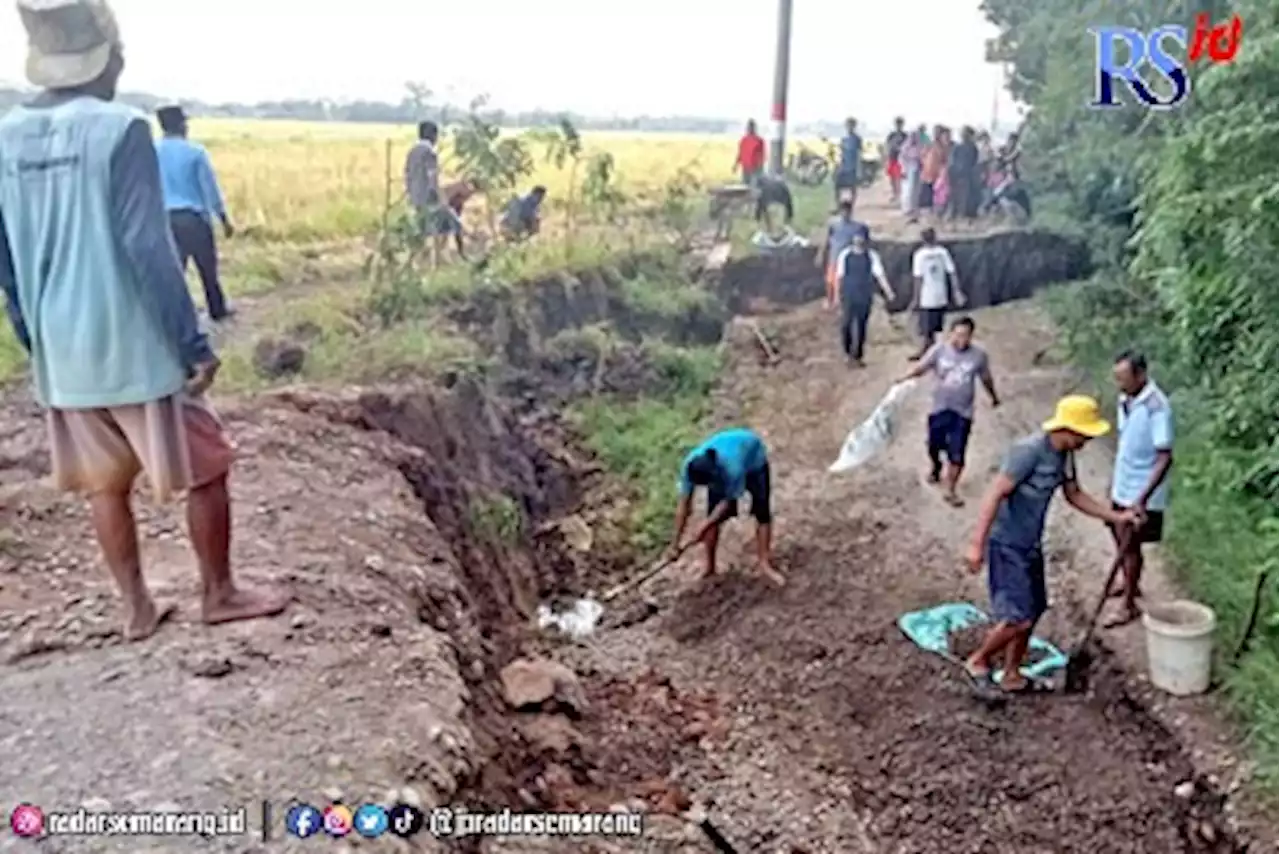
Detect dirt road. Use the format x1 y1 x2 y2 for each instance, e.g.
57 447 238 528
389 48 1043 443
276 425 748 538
574 296 1253 852
0 197 1268 853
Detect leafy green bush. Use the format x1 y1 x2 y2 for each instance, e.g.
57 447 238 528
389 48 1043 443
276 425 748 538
991 0 1280 792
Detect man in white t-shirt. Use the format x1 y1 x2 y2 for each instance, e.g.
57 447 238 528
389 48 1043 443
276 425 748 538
909 227 966 360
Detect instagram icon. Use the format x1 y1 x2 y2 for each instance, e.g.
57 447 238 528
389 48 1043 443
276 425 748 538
10 804 45 838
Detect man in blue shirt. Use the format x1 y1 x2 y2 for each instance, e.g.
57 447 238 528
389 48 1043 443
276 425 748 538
1105 351 1174 628
667 427 783 587
963 396 1138 694
0 0 288 641
834 117 863 210
154 105 235 321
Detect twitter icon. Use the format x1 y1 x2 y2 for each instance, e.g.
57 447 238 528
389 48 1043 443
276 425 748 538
354 804 389 838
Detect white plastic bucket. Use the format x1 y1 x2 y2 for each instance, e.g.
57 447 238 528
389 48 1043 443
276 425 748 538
1143 600 1216 696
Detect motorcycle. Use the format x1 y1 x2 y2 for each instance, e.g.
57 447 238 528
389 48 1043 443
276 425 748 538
786 144 831 186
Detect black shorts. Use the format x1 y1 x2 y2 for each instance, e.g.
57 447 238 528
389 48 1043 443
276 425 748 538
927 410 973 465
708 463 772 525
1110 501 1164 544
918 307 946 337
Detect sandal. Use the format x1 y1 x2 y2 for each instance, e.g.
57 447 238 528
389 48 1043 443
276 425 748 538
944 493 966 508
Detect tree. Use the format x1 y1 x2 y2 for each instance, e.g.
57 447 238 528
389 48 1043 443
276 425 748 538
451 95 534 237
527 118 585 246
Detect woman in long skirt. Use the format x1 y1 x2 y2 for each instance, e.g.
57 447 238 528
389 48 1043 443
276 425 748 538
900 130 923 219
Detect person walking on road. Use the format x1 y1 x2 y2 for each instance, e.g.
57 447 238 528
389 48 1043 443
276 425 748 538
835 118 863 210
898 316 999 506
900 128 925 221
734 120 766 188
1105 351 1174 628
154 105 235 322
819 199 863 309
667 427 784 587
963 396 1140 695
909 227 965 360
884 117 907 204
0 0 290 642
834 224 894 368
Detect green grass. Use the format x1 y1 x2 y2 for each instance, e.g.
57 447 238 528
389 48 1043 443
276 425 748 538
571 341 721 553
1042 280 1279 793
468 493 524 545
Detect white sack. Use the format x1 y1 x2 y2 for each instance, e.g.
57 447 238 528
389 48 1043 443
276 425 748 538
829 379 918 473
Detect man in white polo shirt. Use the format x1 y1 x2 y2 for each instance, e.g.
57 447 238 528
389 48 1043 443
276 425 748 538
909 227 966 360
1106 350 1174 628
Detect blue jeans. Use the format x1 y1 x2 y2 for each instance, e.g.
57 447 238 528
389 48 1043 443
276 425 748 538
987 540 1047 626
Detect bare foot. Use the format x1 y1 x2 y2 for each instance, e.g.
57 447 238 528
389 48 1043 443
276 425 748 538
124 601 177 641
944 492 965 508
202 585 291 625
1103 605 1142 630
759 563 786 587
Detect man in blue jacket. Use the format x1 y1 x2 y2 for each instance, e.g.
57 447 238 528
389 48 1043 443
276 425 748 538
666 427 784 586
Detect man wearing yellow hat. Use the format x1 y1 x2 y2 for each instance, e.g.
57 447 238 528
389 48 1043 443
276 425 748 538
961 395 1140 694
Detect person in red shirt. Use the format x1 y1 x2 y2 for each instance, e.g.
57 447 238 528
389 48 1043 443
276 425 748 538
734 120 766 187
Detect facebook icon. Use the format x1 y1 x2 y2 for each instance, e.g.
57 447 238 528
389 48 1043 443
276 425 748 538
285 803 322 838
1090 24 1190 108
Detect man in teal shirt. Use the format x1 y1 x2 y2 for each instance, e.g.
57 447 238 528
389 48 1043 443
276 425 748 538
0 0 288 640
666 427 783 586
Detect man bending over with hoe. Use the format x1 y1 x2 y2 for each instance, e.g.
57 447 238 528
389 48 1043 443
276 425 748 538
963 396 1138 694
666 428 784 587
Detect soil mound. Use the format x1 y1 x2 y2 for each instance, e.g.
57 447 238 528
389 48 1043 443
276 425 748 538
716 229 1093 314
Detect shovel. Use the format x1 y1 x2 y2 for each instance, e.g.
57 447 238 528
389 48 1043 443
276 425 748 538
1233 568 1273 663
1064 526 1131 694
600 541 693 603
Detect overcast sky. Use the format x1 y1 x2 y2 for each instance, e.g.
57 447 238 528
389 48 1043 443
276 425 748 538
1 0 1020 128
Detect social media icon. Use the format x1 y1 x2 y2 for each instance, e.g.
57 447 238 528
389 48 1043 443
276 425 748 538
353 804 389 838
323 803 354 837
10 804 45 838
387 803 424 838
285 803 321 839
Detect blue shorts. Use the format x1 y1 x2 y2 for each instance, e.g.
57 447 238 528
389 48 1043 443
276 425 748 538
927 409 973 465
987 540 1047 626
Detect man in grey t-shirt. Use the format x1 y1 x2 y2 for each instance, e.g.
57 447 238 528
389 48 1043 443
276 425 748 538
900 316 999 506
961 395 1139 695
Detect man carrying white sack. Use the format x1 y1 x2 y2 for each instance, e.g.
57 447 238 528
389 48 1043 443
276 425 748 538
898 315 1000 507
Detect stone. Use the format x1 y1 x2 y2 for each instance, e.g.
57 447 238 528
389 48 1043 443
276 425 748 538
1173 780 1195 799
251 338 305 379
518 714 581 755
499 658 586 714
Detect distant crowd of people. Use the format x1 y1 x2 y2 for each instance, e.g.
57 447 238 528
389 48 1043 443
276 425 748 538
883 118 1028 225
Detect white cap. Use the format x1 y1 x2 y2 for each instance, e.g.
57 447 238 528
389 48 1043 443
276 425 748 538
18 0 121 89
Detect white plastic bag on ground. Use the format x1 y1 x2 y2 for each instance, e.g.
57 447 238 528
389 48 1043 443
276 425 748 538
829 380 918 473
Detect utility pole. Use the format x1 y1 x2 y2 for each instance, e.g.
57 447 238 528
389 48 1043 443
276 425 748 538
768 0 793 175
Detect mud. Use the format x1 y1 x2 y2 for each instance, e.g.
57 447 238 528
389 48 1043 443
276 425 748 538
715 229 1093 315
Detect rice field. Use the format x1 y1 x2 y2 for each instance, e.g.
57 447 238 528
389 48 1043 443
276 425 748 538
192 119 745 243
